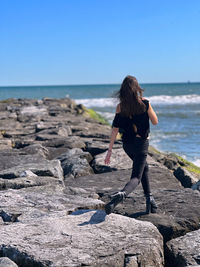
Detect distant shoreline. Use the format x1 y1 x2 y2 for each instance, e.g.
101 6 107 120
1 81 200 88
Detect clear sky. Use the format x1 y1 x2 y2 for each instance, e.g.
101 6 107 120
0 0 200 85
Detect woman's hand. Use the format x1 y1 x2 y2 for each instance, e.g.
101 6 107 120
104 150 112 165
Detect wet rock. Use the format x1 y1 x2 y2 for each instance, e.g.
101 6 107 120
166 229 200 267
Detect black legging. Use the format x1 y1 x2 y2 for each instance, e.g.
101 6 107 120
122 137 151 196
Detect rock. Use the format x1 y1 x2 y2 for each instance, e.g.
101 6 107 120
36 133 64 141
17 105 48 122
0 119 22 131
0 139 12 150
0 210 21 222
36 126 72 137
0 159 63 181
43 136 86 149
166 229 200 267
66 157 200 243
71 122 111 139
93 148 132 173
19 170 38 177
0 185 104 218
57 148 94 179
20 143 49 158
0 176 62 190
0 152 43 171
0 207 164 266
192 180 200 191
0 257 18 267
85 139 121 157
174 167 199 188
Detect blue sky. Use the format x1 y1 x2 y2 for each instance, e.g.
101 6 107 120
0 0 200 85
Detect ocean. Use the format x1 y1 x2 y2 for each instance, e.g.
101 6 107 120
0 82 200 166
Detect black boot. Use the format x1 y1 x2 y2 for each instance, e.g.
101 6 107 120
105 191 126 215
146 194 158 214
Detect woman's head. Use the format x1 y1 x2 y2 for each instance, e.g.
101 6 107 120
116 75 145 117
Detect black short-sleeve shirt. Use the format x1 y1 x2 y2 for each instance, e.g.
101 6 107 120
112 99 150 143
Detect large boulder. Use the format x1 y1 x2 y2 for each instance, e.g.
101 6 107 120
0 211 164 266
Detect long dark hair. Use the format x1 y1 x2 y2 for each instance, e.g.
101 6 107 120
115 75 146 117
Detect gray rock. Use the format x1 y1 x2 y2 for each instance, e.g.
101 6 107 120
93 148 132 173
43 136 86 149
166 229 200 267
0 119 22 131
0 208 164 266
20 143 49 158
0 139 12 150
19 170 38 177
0 176 62 190
0 152 44 171
0 159 63 181
58 148 93 179
36 126 72 137
0 185 104 219
0 257 18 267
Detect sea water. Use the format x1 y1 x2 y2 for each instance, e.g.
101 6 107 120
0 82 200 166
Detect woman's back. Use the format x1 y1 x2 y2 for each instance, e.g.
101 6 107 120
112 99 150 142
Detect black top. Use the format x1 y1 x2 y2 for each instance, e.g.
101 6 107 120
112 99 150 143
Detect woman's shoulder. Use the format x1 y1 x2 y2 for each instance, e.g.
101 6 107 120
142 98 149 109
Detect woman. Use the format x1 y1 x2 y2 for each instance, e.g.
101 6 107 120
104 75 158 215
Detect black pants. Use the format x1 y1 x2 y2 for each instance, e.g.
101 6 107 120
122 137 151 196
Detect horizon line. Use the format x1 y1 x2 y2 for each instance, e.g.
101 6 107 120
0 80 200 87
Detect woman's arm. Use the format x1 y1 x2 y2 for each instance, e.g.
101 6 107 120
104 127 119 165
104 104 120 165
148 103 158 125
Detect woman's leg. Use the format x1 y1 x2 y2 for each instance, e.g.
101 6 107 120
122 152 148 195
141 162 151 196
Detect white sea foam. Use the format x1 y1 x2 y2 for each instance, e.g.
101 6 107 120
192 159 200 167
75 94 200 108
98 111 115 122
75 98 117 108
148 94 200 105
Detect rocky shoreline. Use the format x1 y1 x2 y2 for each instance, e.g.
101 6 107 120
0 97 199 267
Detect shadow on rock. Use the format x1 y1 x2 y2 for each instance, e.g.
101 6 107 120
70 209 106 226
129 211 148 218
